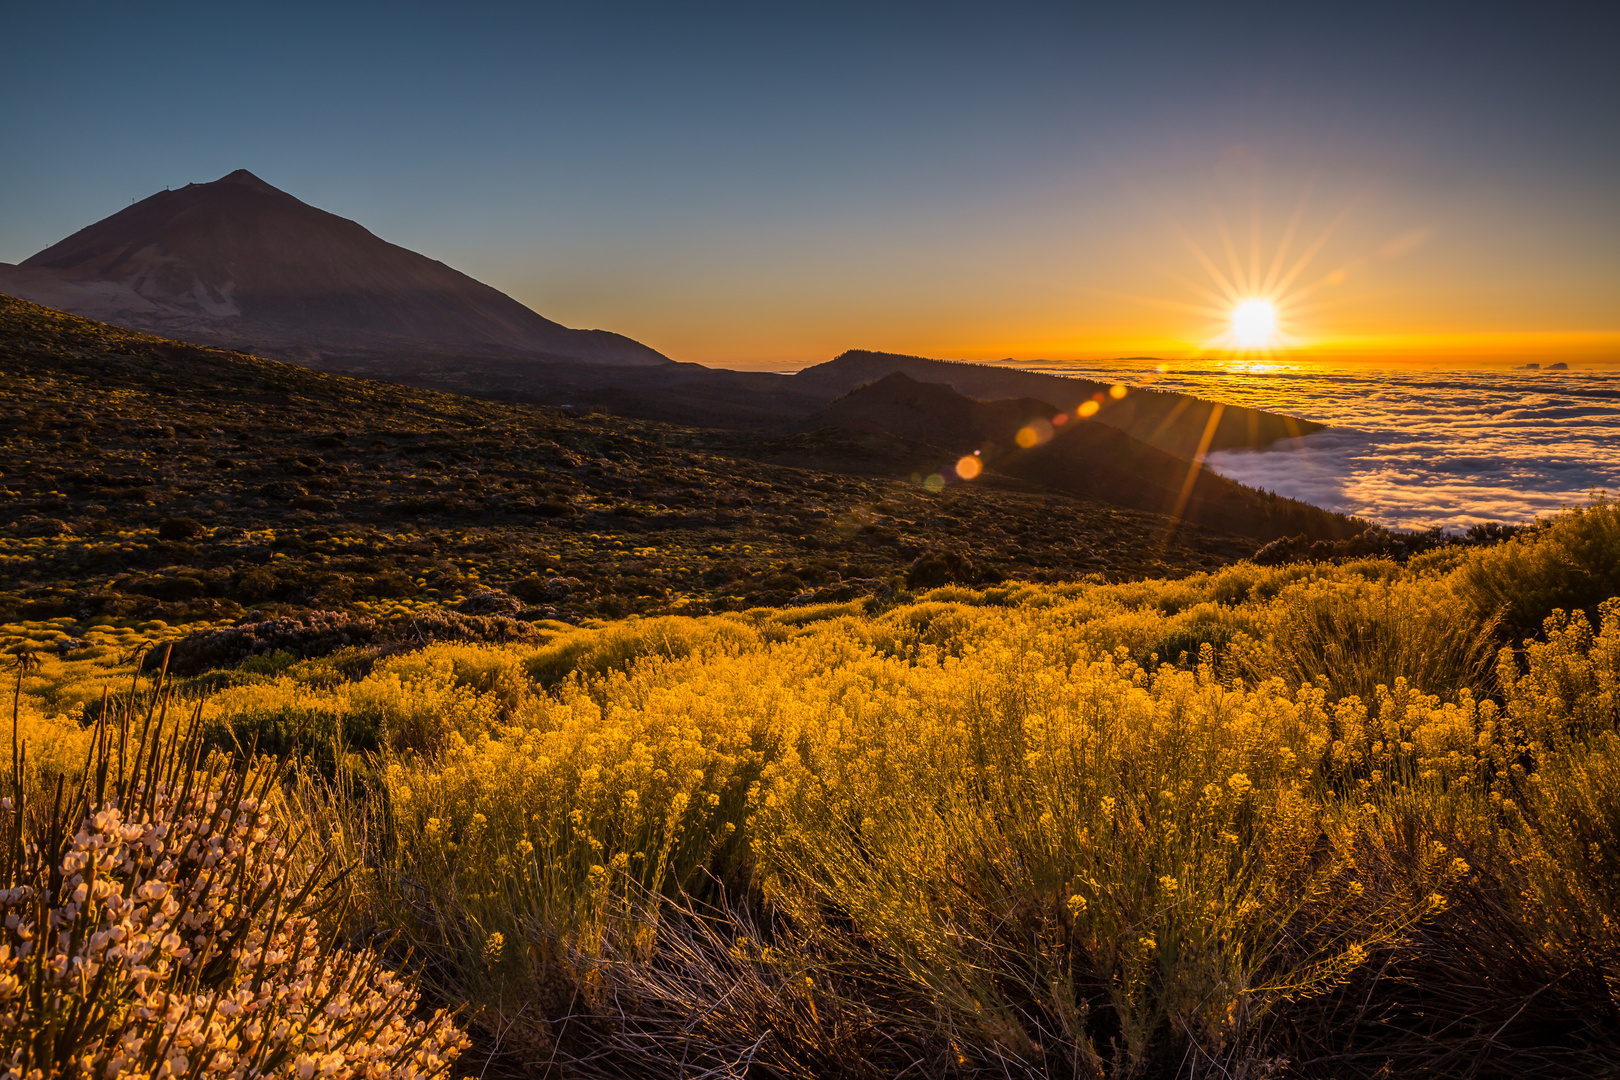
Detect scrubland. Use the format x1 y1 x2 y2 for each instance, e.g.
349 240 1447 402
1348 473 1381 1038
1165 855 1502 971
7 499 1619 1078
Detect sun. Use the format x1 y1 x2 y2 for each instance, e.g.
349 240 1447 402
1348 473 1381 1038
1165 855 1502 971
1231 299 1277 348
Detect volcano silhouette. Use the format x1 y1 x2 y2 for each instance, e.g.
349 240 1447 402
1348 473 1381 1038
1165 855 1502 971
0 169 669 366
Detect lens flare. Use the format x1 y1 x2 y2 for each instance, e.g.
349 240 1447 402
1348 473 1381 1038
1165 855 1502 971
955 455 982 480
1015 417 1054 448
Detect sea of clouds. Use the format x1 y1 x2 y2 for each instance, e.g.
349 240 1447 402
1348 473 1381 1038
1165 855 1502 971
1034 359 1620 530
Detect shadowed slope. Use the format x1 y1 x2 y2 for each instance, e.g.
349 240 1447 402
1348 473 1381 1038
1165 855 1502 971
800 371 1059 445
796 350 1322 458
800 372 1358 540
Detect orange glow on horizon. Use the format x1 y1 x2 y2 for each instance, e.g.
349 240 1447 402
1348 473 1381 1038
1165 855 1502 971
524 163 1620 372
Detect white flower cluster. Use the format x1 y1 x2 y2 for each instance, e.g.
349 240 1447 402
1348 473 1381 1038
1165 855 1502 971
0 779 467 1080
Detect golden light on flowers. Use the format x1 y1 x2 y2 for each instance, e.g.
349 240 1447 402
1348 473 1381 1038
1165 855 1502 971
9 526 1620 1074
955 454 982 480
1231 299 1277 348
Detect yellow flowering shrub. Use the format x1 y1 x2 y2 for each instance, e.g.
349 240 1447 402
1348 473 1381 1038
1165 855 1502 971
7 503 1620 1076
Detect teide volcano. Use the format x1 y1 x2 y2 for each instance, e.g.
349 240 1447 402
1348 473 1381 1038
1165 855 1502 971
0 169 670 367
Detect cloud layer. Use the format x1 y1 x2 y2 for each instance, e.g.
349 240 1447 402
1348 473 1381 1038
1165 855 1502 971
1037 361 1620 530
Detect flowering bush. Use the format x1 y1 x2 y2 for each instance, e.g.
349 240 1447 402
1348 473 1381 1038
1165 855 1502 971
0 680 467 1080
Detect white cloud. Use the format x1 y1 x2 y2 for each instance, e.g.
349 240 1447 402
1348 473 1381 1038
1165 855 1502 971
1036 360 1620 530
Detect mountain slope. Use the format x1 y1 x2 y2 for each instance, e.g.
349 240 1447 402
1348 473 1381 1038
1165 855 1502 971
795 350 1322 459
1 170 669 366
309 344 1324 461
798 372 1358 541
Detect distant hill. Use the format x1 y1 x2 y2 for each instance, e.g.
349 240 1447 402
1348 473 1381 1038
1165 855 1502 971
800 372 1357 541
795 350 1323 459
312 346 1325 460
0 169 669 367
802 372 1059 445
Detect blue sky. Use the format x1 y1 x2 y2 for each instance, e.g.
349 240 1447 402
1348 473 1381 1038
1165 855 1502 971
3 1 1616 367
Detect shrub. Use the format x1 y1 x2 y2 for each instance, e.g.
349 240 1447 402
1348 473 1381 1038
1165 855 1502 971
232 567 280 602
156 516 205 540
906 549 975 588
1229 574 1499 702
0 670 467 1078
523 615 761 686
1455 497 1620 645
260 480 306 501
135 574 208 602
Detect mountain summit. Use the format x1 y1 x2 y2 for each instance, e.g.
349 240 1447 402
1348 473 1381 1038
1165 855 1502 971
0 170 670 366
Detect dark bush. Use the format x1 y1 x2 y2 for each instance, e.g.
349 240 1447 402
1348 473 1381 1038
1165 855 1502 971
314 575 355 606
150 608 549 677
16 517 71 537
134 574 207 601
158 516 205 541
760 572 806 594
459 589 524 616
704 562 745 586
510 575 550 603
907 550 976 589
261 480 306 501
367 571 419 598
1253 534 1307 566
233 567 280 601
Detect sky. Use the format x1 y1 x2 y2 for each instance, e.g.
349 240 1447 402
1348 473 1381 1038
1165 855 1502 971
3 1 1617 370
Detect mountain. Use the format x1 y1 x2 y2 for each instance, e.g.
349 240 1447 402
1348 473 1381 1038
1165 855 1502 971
0 169 669 367
0 171 1326 461
798 372 1357 540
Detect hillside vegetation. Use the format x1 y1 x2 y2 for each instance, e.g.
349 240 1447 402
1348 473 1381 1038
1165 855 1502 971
8 498 1619 1079
0 292 1276 636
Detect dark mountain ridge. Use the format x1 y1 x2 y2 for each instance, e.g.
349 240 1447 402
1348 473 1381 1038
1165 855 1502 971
799 372 1356 541
316 346 1324 461
2 169 669 366
797 351 1320 457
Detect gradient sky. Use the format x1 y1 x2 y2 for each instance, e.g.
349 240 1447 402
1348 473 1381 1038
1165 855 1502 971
3 1 1616 369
